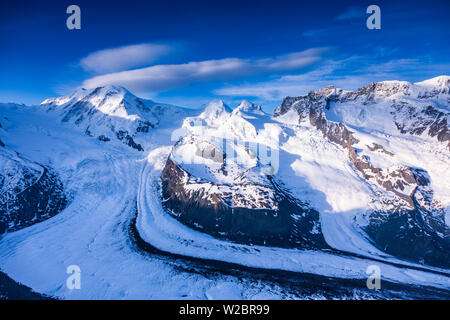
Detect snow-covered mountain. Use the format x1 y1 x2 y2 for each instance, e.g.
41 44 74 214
41 85 188 151
274 76 449 147
0 76 449 299
272 76 450 267
162 100 328 248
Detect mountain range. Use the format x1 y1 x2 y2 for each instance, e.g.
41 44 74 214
0 76 449 299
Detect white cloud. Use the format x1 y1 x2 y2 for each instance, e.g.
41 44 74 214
79 43 171 74
81 48 326 93
214 57 450 101
360 59 420 73
214 59 350 100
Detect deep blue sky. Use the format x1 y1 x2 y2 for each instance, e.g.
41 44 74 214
1 0 449 111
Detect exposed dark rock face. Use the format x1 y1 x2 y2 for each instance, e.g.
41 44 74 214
136 120 155 133
0 167 67 234
0 121 4 147
367 143 394 156
364 207 450 268
161 158 329 249
97 135 110 142
116 130 143 151
392 102 450 149
0 270 53 300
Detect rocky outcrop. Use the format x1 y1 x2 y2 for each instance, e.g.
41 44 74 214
115 130 144 151
275 87 359 148
310 107 359 148
392 102 450 149
367 143 394 156
347 147 423 209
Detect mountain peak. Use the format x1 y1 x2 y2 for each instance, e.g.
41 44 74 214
197 100 232 126
41 85 151 118
91 85 133 97
81 85 135 102
236 100 261 111
415 75 450 88
202 99 231 114
233 100 265 117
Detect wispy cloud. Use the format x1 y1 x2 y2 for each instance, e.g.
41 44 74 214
335 6 364 21
214 56 450 101
214 64 342 101
81 48 327 93
79 43 172 74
